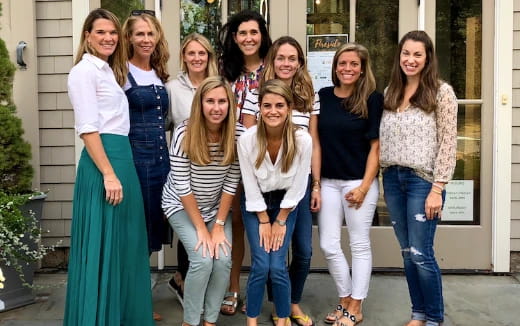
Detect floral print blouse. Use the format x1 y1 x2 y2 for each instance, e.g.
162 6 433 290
380 82 458 183
232 63 264 124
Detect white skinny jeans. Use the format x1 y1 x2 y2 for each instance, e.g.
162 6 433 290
318 178 378 299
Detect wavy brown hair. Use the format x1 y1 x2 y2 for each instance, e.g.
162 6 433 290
255 79 296 173
384 30 440 113
261 36 314 113
123 13 170 82
179 33 218 78
331 43 376 119
183 76 237 165
74 8 127 86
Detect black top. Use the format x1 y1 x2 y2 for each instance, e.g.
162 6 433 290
317 87 383 180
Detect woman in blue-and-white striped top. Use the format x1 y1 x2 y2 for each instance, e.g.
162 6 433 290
162 76 244 326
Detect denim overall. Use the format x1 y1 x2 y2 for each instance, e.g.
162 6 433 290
126 72 170 253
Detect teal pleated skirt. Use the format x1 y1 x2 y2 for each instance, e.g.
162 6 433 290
64 134 155 326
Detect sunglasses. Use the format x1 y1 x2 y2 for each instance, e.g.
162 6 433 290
130 9 155 17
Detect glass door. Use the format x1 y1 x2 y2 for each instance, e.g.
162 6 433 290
292 0 492 270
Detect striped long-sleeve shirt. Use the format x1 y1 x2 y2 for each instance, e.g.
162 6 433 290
162 121 244 221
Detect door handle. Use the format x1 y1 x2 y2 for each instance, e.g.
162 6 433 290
16 41 27 70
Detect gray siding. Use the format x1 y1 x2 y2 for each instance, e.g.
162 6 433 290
513 0 520 251
36 0 74 247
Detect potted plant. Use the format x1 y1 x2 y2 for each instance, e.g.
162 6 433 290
0 3 51 311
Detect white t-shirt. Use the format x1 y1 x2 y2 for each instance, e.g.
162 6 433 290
123 62 163 90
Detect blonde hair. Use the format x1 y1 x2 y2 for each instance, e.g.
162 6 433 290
261 36 314 113
255 79 297 173
331 43 376 118
122 13 170 82
74 8 127 86
180 33 218 78
183 76 237 165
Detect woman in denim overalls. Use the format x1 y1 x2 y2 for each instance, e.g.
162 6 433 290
122 11 170 321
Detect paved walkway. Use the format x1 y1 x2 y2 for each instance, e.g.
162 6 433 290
1 272 519 325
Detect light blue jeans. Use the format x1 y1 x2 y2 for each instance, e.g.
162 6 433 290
168 211 232 325
383 166 444 326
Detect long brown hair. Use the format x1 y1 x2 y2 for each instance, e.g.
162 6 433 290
179 33 218 78
331 43 376 118
123 13 170 82
255 79 296 173
261 36 314 113
74 8 127 86
183 76 237 165
384 30 440 113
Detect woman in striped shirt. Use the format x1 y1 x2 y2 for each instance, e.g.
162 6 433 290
162 76 243 326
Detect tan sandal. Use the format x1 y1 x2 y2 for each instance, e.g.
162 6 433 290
324 304 344 324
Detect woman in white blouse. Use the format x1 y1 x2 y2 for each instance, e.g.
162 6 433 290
162 76 243 326
64 8 154 326
238 79 312 326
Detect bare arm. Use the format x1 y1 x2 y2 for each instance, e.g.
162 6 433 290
211 191 234 259
309 114 322 212
345 139 379 209
81 132 122 206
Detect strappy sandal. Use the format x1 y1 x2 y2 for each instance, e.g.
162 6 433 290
220 291 241 315
324 304 344 324
333 308 361 326
290 313 315 326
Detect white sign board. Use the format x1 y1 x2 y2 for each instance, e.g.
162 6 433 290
442 180 474 222
307 34 348 93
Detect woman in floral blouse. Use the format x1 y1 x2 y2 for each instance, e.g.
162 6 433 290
217 10 272 315
380 30 457 326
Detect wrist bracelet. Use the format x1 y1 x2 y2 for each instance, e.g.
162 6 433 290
312 180 321 187
432 183 444 191
215 219 225 226
431 188 442 195
357 187 367 195
259 221 270 224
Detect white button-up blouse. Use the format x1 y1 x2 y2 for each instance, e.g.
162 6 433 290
68 53 129 136
238 126 312 212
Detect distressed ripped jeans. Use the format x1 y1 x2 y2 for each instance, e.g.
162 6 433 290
382 166 444 326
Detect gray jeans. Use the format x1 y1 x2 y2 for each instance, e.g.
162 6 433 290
168 211 232 325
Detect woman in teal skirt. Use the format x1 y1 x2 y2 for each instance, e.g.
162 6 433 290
63 8 155 326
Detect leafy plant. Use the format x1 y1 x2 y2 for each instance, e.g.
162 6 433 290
0 191 54 287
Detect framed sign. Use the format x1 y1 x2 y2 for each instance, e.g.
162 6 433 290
306 34 349 92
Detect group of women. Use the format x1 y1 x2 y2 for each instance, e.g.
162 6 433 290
64 7 457 326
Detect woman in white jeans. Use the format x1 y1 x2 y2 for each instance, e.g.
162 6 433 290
316 43 383 326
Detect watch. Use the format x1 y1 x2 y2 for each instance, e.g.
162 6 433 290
215 219 225 226
275 219 286 226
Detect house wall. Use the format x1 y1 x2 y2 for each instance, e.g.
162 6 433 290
513 0 520 251
36 0 74 248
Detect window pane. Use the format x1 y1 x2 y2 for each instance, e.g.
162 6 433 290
436 0 482 99
228 0 268 18
101 0 144 23
356 1 398 93
436 1 482 224
306 0 349 35
181 0 222 47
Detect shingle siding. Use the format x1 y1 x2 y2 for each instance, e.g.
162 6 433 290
36 0 74 249
513 0 520 253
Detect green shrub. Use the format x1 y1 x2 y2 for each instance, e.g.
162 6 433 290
0 7 34 194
